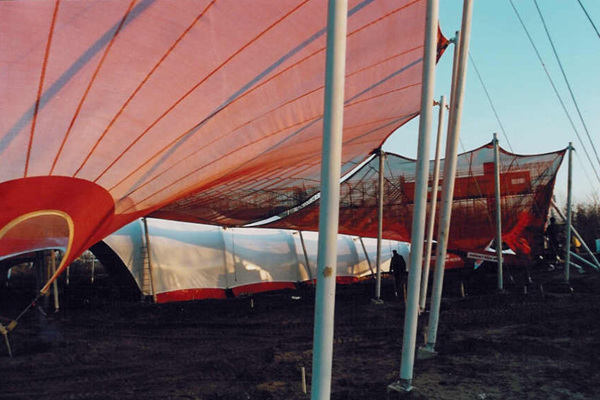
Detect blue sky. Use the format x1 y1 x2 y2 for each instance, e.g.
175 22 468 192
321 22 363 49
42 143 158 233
383 0 600 205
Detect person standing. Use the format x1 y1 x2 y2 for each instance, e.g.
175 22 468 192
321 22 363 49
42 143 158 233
390 250 407 299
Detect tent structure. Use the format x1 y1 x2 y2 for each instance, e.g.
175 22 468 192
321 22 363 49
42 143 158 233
102 218 409 302
0 0 477 396
266 142 566 260
0 0 448 287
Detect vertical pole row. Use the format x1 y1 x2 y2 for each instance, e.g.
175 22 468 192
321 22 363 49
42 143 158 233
422 0 474 356
375 150 386 301
420 95 446 311
564 142 574 283
311 1 348 398
390 0 439 392
493 133 504 291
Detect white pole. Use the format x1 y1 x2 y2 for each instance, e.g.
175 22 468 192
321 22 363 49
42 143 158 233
571 251 598 271
419 31 459 314
375 150 386 301
421 0 473 357
389 0 439 392
449 32 460 116
493 133 504 290
311 1 347 398
564 142 574 283
419 95 446 311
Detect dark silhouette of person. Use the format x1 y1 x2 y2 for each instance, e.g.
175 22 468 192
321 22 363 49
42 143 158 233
390 250 407 298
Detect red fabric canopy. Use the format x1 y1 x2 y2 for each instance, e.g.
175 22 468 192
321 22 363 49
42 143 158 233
0 0 445 288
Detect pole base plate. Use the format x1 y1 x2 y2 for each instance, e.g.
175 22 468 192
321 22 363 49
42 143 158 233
387 379 413 393
370 298 384 305
417 345 438 360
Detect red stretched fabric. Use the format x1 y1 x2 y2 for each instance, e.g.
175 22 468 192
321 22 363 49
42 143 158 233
267 144 566 261
156 288 227 303
231 282 297 297
0 1 442 282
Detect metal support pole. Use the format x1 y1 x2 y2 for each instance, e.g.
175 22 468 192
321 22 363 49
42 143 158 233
568 260 585 272
493 133 504 291
389 0 439 393
564 142 574 283
142 217 157 302
311 1 347 399
570 251 598 271
91 254 95 285
50 250 60 312
375 150 386 300
298 231 315 283
420 95 446 311
449 31 460 112
419 0 473 359
551 200 600 270
358 237 375 277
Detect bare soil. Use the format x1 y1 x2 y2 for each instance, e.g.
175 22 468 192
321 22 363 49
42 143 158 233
1 265 599 400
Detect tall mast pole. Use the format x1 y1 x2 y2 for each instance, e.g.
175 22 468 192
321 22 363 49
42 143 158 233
564 142 574 283
311 1 348 398
389 0 439 392
374 150 386 302
418 0 474 360
420 95 446 311
493 133 504 290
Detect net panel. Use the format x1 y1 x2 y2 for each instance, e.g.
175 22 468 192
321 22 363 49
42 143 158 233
267 143 566 260
0 1 444 273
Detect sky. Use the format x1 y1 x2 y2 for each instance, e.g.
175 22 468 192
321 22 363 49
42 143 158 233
383 0 600 206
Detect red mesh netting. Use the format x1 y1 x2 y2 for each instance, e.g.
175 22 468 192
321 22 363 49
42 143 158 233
267 143 566 260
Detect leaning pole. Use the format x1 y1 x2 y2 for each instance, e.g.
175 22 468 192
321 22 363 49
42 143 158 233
564 142 574 283
419 95 446 311
388 0 438 392
493 133 504 291
311 1 347 399
374 150 386 302
419 0 473 359
551 200 600 270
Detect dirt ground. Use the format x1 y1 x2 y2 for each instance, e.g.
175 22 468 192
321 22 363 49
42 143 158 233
1 264 599 400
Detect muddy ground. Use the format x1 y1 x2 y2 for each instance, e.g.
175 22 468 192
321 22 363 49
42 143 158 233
1 264 599 400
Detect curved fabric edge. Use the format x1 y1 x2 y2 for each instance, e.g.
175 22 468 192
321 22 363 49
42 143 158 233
336 276 360 285
0 177 117 285
156 288 228 303
231 281 297 297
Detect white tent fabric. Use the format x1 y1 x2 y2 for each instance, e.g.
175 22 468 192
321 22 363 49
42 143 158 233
103 218 410 302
